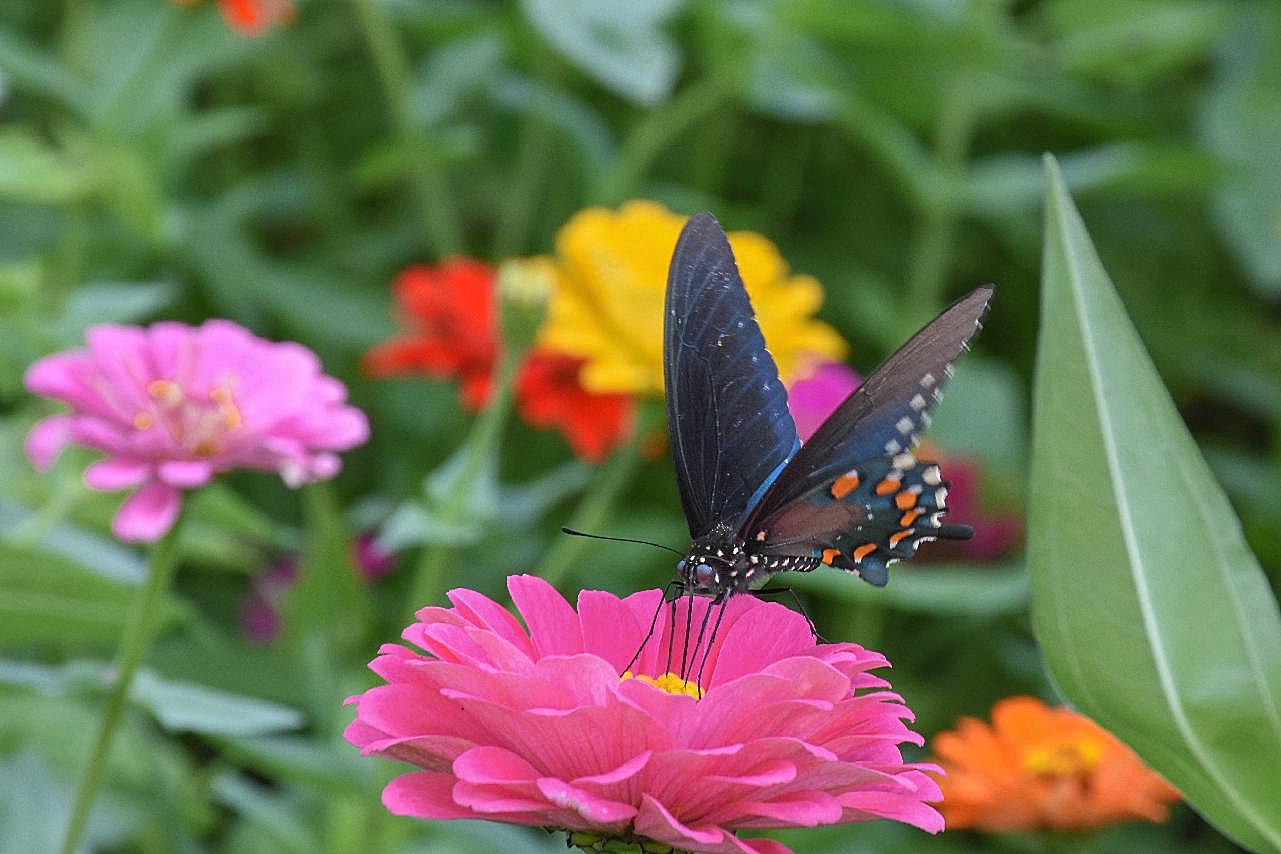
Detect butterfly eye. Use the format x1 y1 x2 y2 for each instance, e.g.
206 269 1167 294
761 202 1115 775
695 563 715 586
676 559 687 575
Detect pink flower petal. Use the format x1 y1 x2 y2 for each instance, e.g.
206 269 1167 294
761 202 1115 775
535 777 637 825
112 481 182 542
84 458 152 490
634 794 725 847
508 575 583 657
382 771 476 819
25 415 74 470
157 459 214 488
454 746 540 784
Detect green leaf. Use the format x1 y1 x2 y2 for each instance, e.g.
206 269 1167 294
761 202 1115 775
519 0 683 105
1030 154 1281 851
0 128 92 205
211 735 370 797
1199 7 1281 296
130 671 304 736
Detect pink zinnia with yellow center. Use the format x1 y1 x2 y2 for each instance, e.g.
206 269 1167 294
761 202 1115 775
25 320 369 542
344 575 942 854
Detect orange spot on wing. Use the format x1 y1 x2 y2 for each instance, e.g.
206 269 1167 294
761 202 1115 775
900 509 922 527
875 476 900 496
894 491 918 510
821 548 841 565
830 472 860 499
852 543 877 562
889 530 914 548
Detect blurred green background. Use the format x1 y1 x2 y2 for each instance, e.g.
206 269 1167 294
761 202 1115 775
2 0 1278 851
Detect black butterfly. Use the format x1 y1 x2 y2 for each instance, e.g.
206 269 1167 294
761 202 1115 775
666 213 993 601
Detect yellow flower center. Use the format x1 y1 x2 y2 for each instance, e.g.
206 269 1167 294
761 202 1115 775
134 379 243 457
620 670 702 698
1023 737 1105 776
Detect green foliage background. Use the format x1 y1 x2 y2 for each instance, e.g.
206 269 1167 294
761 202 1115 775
1 1 1279 851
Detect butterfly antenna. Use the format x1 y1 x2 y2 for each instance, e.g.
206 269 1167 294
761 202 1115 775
560 527 683 555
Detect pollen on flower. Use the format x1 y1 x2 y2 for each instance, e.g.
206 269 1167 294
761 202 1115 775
1023 738 1104 776
620 670 702 698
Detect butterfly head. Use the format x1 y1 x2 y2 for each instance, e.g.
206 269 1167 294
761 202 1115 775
676 536 758 598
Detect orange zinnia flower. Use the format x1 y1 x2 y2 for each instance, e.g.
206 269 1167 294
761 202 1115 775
931 696 1180 832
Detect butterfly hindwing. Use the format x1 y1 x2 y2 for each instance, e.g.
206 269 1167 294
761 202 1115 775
665 213 799 539
752 453 957 586
739 286 993 584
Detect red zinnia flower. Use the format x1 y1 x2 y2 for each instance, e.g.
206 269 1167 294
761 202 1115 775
516 350 635 462
172 0 294 36
364 260 499 412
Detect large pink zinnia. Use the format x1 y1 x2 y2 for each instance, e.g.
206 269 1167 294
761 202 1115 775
24 320 369 542
344 575 942 853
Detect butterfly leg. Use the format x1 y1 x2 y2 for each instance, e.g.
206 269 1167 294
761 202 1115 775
695 594 731 698
624 581 683 676
753 586 827 643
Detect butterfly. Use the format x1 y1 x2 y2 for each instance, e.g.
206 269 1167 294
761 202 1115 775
666 212 993 601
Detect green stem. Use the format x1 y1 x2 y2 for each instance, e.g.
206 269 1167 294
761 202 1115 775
903 79 978 318
60 514 185 854
536 402 660 588
491 54 557 259
591 76 734 204
406 345 522 617
351 0 463 257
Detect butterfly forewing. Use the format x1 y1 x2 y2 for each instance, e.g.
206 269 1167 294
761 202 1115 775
665 213 799 538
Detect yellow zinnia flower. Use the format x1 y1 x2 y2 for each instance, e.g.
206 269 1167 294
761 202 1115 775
538 200 847 396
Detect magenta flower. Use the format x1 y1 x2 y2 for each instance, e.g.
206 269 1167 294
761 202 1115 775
344 575 942 853
786 360 861 442
24 320 369 542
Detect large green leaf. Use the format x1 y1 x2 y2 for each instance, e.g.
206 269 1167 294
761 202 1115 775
1030 155 1281 851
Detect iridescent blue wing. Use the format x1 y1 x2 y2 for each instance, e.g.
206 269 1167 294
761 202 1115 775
665 213 799 539
740 286 994 585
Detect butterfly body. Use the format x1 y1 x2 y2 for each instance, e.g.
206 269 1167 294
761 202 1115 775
665 213 992 600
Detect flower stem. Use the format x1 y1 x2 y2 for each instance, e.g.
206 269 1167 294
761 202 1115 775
904 78 977 319
406 343 522 618
536 401 661 588
491 51 557 259
351 0 463 257
60 514 185 854
592 75 733 204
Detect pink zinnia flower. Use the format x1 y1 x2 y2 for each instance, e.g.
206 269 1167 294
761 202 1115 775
344 576 942 853
786 360 861 442
24 320 369 542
